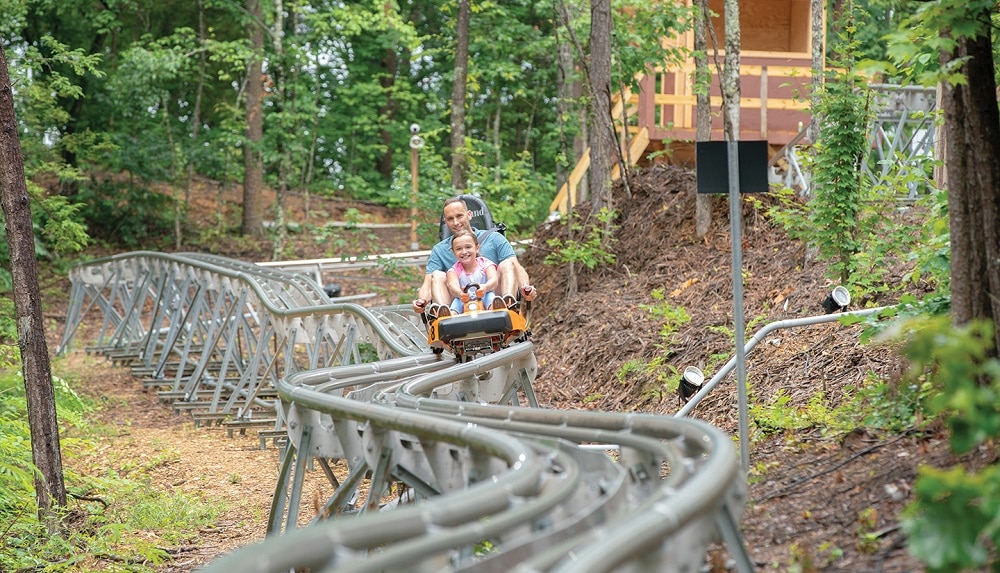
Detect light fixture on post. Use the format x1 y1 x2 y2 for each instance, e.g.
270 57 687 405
821 286 851 314
408 123 425 251
679 366 705 403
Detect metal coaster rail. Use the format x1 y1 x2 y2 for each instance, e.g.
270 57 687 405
59 251 751 572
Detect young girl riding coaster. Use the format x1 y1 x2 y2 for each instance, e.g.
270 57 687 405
441 230 507 316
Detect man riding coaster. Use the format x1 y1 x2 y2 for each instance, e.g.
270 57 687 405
412 196 536 320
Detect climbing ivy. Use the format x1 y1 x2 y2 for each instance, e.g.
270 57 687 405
808 11 874 286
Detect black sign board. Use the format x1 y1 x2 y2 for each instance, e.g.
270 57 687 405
696 140 770 194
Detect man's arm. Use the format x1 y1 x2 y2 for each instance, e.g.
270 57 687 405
414 240 451 312
417 272 433 301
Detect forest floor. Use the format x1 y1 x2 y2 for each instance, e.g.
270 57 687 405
40 167 992 572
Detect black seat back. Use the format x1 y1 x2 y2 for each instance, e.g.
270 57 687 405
439 194 498 241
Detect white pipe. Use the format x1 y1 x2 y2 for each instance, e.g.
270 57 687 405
675 306 889 418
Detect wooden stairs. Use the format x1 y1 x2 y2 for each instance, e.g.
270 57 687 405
549 89 651 215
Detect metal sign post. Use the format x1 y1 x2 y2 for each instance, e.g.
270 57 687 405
726 141 750 473
696 140 769 473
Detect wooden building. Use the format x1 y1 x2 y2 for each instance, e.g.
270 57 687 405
552 0 821 213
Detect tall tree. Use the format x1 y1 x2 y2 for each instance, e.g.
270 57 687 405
555 0 585 202
587 0 613 210
722 0 740 140
694 0 712 237
181 0 209 249
0 42 66 533
885 0 1000 355
809 0 823 141
450 0 471 190
242 0 266 238
938 7 1000 356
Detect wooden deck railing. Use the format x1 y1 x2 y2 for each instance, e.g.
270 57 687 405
549 55 816 215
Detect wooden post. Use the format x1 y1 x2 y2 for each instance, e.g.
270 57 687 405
760 65 768 139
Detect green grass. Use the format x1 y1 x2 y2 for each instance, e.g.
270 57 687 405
0 365 228 572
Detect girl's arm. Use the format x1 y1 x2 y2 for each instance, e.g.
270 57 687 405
481 261 499 294
445 269 463 298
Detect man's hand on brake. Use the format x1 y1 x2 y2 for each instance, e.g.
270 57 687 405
521 285 537 301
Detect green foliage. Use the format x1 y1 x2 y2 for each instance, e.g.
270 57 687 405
841 293 951 345
75 179 176 247
610 0 693 92
856 506 880 554
0 32 93 283
769 14 940 298
313 219 381 260
905 465 1000 571
765 186 812 246
749 364 937 442
544 207 618 270
0 367 226 572
877 0 996 87
750 389 863 440
640 289 691 343
808 12 874 286
0 298 17 369
895 316 1000 571
0 369 95 513
857 375 932 434
901 188 950 292
463 147 554 235
386 141 553 241
613 290 690 402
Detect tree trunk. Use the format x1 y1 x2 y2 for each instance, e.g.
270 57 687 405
450 0 471 190
0 44 67 534
722 0 741 230
588 0 613 210
271 0 289 260
376 47 399 180
161 94 182 250
694 0 712 238
556 21 575 194
722 0 740 140
941 24 1000 356
809 0 823 142
493 103 502 183
182 0 207 247
242 0 265 237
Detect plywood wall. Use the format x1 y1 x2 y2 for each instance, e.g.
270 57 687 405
705 0 811 54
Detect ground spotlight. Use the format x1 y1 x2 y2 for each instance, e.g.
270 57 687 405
323 283 342 298
821 286 851 314
679 366 705 403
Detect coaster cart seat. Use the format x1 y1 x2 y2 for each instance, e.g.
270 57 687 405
427 284 529 363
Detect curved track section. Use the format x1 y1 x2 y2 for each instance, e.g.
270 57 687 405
59 252 750 572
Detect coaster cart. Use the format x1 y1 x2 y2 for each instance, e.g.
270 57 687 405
426 284 530 363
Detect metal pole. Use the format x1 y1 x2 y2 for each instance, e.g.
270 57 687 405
410 145 419 251
727 140 749 473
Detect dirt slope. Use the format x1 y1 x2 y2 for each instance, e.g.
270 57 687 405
45 167 987 571
519 166 943 570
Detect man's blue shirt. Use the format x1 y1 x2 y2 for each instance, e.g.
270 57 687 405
425 228 515 273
